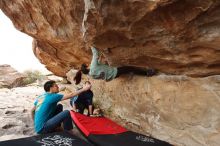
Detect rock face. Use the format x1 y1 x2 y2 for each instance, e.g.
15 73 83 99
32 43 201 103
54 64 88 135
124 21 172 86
0 65 26 88
1 0 220 77
87 75 220 146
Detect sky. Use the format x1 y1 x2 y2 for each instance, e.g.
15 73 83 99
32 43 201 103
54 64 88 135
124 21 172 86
0 10 49 73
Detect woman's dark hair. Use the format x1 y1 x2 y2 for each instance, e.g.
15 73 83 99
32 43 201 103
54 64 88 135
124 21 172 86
44 80 56 92
81 63 89 74
74 70 82 85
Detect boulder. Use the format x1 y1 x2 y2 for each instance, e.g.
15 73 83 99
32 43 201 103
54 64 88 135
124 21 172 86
0 65 26 88
0 0 220 77
89 75 220 146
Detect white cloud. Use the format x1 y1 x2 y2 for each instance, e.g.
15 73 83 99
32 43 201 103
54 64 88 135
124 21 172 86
0 10 48 73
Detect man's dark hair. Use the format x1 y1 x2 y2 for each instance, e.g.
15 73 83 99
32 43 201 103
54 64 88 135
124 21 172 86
44 80 56 92
74 70 82 85
81 64 89 74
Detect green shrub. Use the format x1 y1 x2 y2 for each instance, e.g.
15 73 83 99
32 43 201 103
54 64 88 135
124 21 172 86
22 70 45 85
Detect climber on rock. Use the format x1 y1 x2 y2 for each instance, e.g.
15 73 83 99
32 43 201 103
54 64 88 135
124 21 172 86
78 47 157 82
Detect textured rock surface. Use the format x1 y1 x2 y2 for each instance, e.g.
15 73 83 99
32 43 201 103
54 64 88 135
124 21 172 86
86 75 220 146
1 0 220 77
0 65 26 88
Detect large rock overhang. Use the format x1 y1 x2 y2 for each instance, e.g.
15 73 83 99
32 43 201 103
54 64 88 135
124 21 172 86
0 0 220 77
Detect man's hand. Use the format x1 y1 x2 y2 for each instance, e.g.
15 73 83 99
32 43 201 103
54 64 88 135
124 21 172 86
31 106 36 121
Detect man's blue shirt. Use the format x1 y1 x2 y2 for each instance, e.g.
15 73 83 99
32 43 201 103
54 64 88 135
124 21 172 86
34 92 63 133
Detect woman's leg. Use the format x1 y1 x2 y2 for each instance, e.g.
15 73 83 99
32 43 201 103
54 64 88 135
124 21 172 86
77 90 93 115
116 66 157 77
85 90 93 116
116 66 147 77
88 105 93 116
72 104 77 112
75 94 86 114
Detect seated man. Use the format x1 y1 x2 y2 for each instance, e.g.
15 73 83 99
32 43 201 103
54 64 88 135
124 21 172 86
70 81 93 116
80 47 157 81
31 80 91 134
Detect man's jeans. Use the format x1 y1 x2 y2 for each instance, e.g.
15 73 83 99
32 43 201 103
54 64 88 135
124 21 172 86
40 104 73 134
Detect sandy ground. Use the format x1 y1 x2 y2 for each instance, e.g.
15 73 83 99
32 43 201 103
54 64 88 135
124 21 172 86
0 86 44 141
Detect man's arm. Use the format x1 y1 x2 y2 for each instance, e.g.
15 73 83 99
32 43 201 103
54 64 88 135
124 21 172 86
61 83 91 101
31 106 36 121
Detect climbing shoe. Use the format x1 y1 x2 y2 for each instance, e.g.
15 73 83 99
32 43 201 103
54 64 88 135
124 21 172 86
146 69 157 77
